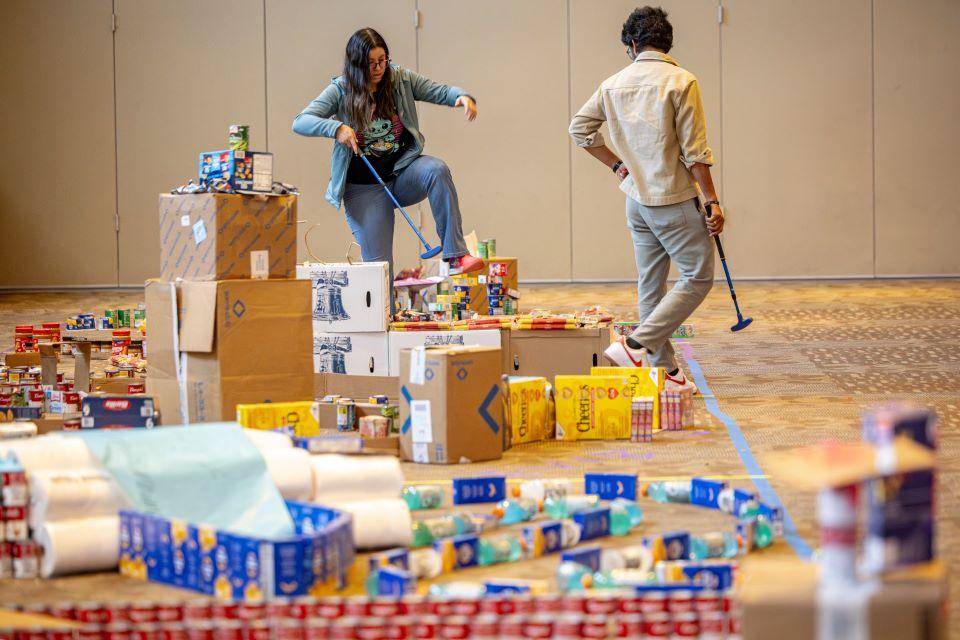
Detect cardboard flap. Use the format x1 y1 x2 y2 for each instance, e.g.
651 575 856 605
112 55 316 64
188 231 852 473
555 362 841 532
38 344 59 386
72 342 91 393
178 281 218 352
4 352 41 367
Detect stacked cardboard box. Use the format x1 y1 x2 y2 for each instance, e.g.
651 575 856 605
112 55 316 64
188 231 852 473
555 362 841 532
441 257 519 317
297 262 391 376
148 190 313 423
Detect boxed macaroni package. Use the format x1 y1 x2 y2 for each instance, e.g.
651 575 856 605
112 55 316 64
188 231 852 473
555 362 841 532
554 375 632 441
591 367 665 431
236 401 320 437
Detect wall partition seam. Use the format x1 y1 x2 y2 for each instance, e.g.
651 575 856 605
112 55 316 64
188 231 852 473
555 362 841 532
112 0 121 287
717 0 724 203
263 0 269 151
566 0 574 283
870 0 877 277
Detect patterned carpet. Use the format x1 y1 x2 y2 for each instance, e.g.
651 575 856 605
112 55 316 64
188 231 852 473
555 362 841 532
0 280 955 629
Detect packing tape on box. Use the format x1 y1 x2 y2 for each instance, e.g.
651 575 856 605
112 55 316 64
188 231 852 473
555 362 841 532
37 516 120 578
326 498 412 550
260 447 314 502
0 434 103 473
243 427 294 451
310 454 404 502
28 470 129 531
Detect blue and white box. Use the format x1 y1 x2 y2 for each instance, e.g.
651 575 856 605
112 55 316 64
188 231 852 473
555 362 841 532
434 533 479 571
690 478 727 509
573 507 611 541
561 545 602 573
81 396 155 429
453 476 506 504
522 520 563 557
585 473 637 501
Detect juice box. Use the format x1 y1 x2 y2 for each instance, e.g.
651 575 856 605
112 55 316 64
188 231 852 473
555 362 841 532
554 375 632 441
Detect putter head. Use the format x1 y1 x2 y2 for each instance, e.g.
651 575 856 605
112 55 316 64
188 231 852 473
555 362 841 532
731 317 753 332
421 246 443 260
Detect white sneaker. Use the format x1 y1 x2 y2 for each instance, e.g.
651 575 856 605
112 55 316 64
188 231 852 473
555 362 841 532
664 368 699 395
603 337 650 368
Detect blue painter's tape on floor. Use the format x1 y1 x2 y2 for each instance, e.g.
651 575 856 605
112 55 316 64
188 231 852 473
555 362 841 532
679 342 814 560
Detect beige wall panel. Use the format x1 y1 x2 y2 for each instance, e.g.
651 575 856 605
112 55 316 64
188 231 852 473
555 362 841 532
0 1 117 287
874 0 960 276
417 0 571 281
570 0 721 281
115 0 267 285
722 0 874 277
266 0 419 268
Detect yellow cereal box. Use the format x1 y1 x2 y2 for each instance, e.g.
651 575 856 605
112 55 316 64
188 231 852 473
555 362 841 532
591 367 664 431
236 401 320 436
554 375 632 440
506 376 551 445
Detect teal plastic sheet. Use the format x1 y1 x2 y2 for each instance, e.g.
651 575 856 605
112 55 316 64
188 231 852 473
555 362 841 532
74 423 293 539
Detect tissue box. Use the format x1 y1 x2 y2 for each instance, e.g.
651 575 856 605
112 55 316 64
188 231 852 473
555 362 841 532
313 332 389 376
554 375 632 440
297 262 390 333
398 345 504 463
119 501 354 600
388 329 505 376
158 192 297 281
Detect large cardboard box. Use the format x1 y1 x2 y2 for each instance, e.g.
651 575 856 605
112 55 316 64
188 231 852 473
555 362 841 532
506 328 611 380
398 346 504 464
146 279 313 423
315 373 399 405
739 557 946 640
313 332 389 376
297 262 390 333
387 329 505 376
159 193 297 281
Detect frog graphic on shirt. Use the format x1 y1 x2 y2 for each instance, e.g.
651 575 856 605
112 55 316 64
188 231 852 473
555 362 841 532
362 117 397 156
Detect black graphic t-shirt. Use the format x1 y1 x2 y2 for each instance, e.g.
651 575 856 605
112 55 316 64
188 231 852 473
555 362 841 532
345 113 411 184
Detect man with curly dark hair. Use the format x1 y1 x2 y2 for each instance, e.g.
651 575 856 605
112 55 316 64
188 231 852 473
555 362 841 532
570 6 723 394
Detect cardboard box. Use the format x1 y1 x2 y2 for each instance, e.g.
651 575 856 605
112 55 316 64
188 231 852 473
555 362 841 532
503 376 552 445
739 557 947 640
506 328 611 381
554 375 632 440
233 151 274 192
314 373 399 405
592 366 664 431
236 400 320 436
449 257 519 316
314 332 389 376
297 262 390 333
159 192 297 281
145 279 313 424
398 346 504 463
388 329 505 376
80 396 156 429
313 401 398 433
90 378 147 394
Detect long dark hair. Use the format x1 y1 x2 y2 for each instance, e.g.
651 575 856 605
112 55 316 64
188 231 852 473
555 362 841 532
342 28 396 133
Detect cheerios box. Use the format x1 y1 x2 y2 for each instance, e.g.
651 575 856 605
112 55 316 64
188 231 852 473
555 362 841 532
591 366 664 431
554 375 632 441
119 501 354 601
503 376 552 445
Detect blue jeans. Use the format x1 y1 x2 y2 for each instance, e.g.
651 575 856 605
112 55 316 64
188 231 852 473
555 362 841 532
342 155 469 284
627 196 714 371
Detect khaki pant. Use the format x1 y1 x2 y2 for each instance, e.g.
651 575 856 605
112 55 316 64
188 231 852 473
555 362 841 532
627 196 714 371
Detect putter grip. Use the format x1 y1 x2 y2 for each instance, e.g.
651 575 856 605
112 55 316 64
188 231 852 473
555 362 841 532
713 235 727 260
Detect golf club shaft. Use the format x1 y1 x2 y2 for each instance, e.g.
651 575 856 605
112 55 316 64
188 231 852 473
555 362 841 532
714 235 745 319
359 154 434 249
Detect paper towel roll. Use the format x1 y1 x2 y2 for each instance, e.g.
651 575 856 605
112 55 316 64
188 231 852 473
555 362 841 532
310 455 404 502
260 447 314 501
37 517 120 577
0 434 102 473
28 470 130 530
327 498 412 549
243 428 294 451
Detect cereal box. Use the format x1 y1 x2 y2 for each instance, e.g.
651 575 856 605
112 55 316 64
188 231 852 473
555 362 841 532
554 375 632 441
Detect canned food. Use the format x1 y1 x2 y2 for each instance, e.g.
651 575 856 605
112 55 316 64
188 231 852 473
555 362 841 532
187 622 216 640
113 330 132 356
699 611 726 638
552 614 583 640
315 598 345 619
11 541 39 578
672 611 701 638
367 598 403 618
128 602 159 624
105 366 120 378
336 399 356 432
467 615 498 639
439 616 470 639
618 594 642 614
612 614 642 638
102 623 132 640
399 595 429 616
668 589 695 615
329 617 360 639
497 615 526 639
534 594 564 613
242 620 271 640
583 593 619 615
304 619 329 640
411 615 440 639
158 624 189 640
212 602 239 621
580 615 609 639
695 590 722 613
131 623 160 640
640 591 669 615
522 614 553 638
236 601 266 621
448 599 481 617
64 417 82 430
129 382 146 394
641 612 671 638
229 125 250 152
274 620 307 640
214 620 243 640
477 241 488 260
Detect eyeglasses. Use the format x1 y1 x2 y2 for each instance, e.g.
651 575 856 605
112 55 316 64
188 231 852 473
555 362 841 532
368 57 390 70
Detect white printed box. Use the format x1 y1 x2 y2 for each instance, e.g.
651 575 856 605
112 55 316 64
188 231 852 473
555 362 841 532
314 332 389 376
297 262 390 333
387 329 503 376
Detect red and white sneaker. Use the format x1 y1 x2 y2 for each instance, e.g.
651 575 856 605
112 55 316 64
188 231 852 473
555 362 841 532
603 337 650 368
446 254 484 275
664 368 699 395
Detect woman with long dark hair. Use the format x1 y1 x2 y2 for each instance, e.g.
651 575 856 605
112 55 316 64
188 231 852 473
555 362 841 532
293 27 483 280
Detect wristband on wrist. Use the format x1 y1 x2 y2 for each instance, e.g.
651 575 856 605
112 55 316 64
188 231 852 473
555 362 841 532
703 199 720 211
611 160 623 174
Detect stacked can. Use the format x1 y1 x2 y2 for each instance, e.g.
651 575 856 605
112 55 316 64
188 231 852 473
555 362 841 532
229 124 250 152
486 261 516 316
660 388 694 431
336 399 356 432
1 462 36 579
13 326 33 353
631 396 655 442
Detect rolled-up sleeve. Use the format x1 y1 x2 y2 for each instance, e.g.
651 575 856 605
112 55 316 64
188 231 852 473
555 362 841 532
674 79 714 168
292 83 343 138
569 88 606 148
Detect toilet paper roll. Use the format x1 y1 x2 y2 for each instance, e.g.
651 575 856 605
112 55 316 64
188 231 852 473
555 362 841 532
243 428 293 451
310 455 404 502
0 434 102 473
327 498 412 550
28 470 130 530
260 447 314 501
37 516 120 578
